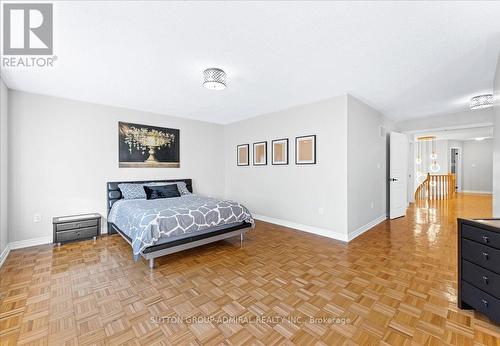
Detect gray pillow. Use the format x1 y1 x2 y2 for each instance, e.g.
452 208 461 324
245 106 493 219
176 181 191 195
118 183 146 199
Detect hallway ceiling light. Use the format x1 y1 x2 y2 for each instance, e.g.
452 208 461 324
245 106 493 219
474 137 486 141
429 162 440 173
470 94 493 110
203 68 227 90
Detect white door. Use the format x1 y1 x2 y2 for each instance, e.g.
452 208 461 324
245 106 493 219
390 132 408 219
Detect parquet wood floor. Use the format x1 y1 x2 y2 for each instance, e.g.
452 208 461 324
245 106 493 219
1 193 499 345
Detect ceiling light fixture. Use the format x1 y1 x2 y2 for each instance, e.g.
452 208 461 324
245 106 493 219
203 68 226 90
470 94 493 110
475 137 486 141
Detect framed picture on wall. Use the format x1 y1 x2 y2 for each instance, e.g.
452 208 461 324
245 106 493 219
237 144 249 166
119 122 180 168
295 135 316 164
272 139 288 165
253 141 267 165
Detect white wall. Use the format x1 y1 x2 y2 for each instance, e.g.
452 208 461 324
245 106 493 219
0 80 8 256
225 95 349 240
434 140 449 174
494 53 500 216
8 91 225 243
396 108 494 132
462 139 493 193
347 95 392 235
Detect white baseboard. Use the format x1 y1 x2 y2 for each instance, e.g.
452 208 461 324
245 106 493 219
348 214 387 241
462 190 492 194
253 214 349 242
0 245 10 268
0 236 52 268
8 236 52 250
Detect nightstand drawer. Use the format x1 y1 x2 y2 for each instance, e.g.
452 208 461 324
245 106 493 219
462 224 500 250
462 281 500 323
56 219 98 231
55 226 98 243
462 260 500 297
462 239 500 274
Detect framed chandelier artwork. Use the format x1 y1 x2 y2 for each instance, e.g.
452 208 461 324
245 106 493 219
118 122 180 168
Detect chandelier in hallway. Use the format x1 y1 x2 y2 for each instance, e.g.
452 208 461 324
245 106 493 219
415 136 440 184
428 136 440 173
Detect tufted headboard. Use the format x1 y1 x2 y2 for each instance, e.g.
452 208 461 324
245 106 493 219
106 179 193 215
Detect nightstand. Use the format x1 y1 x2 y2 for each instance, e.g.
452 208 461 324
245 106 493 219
458 218 500 323
53 213 101 245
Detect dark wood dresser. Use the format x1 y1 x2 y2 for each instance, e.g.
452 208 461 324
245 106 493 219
53 213 101 245
458 218 500 323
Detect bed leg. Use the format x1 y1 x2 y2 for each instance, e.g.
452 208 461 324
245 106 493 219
240 233 243 247
149 258 154 269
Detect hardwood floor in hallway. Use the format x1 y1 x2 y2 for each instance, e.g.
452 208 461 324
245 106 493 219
0 193 499 345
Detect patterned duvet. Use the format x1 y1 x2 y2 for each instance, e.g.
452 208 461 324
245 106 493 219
108 195 254 259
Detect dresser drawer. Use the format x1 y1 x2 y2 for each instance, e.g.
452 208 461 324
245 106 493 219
462 239 500 274
461 281 500 323
462 260 500 297
56 219 99 231
55 226 98 243
462 223 500 250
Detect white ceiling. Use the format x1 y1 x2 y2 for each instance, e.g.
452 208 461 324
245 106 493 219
415 126 494 141
1 1 500 124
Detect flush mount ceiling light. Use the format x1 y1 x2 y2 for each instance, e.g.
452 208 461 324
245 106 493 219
470 94 493 110
203 68 226 90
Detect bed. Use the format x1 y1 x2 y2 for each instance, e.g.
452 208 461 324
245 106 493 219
106 179 254 268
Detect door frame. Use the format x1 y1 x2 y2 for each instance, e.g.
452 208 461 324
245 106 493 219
449 146 462 192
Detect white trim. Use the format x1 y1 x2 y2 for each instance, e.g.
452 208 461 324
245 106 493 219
348 214 387 241
0 245 10 268
402 122 494 135
0 236 53 268
8 236 52 250
462 190 493 194
253 214 348 242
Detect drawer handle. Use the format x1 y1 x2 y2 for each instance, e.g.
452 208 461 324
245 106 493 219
482 276 489 285
482 252 489 260
482 299 488 307
482 235 489 243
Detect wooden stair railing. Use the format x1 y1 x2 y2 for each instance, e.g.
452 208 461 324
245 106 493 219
415 173 456 200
